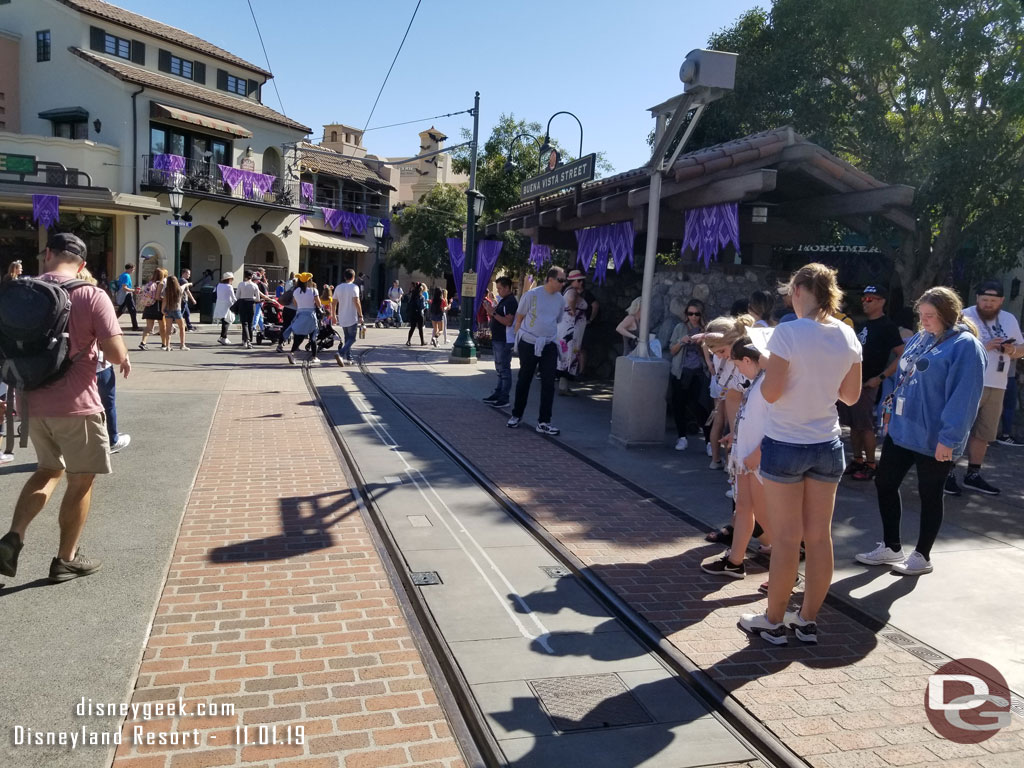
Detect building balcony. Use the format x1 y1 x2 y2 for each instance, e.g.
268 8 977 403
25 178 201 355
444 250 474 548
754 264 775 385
141 154 297 207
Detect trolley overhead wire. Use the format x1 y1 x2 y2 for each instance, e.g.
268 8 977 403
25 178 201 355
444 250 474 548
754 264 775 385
246 0 285 115
361 0 424 133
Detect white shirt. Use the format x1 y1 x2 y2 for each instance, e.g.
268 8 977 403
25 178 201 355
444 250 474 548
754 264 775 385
765 317 862 443
237 281 261 301
334 282 361 327
516 286 566 340
388 285 403 302
730 374 768 477
963 306 1021 390
292 286 317 309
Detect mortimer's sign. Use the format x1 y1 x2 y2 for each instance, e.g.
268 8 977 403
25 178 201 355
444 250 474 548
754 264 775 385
520 154 596 201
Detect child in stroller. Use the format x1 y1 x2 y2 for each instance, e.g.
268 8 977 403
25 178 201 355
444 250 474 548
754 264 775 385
306 312 339 351
255 296 284 345
375 298 400 328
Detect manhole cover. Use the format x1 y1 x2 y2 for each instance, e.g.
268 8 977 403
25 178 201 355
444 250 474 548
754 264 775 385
882 631 914 646
528 674 653 732
906 646 945 663
410 571 441 586
540 565 572 579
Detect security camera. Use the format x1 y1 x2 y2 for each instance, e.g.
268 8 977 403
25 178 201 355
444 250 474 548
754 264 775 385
679 49 737 92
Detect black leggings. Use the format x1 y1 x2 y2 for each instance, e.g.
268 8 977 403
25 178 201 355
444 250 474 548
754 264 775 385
670 371 711 440
874 435 951 559
220 319 230 339
291 334 317 357
238 299 255 344
406 310 425 343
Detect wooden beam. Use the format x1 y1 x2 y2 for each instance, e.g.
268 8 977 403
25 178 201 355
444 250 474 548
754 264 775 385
663 170 778 211
538 208 559 227
777 185 915 219
575 196 604 219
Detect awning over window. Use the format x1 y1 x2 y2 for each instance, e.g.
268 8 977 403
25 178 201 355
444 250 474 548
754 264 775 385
299 230 369 253
150 102 253 139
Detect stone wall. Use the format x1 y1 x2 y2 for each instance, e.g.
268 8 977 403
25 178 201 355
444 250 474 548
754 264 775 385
582 260 785 380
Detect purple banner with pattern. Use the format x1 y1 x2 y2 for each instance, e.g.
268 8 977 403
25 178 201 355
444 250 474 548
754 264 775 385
339 211 368 238
322 207 344 232
152 153 186 182
381 217 391 238
300 182 314 204
219 164 244 191
682 203 739 268
447 237 465 297
573 221 635 284
529 242 551 271
32 194 60 230
474 240 504 327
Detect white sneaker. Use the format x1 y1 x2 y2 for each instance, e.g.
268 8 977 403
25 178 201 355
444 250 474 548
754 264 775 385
335 353 345 367
709 459 724 470
109 434 131 454
738 613 788 645
0 452 14 464
674 437 688 451
855 542 904 566
706 441 713 457
725 487 734 499
286 353 295 365
892 551 933 575
217 337 230 345
309 357 321 365
784 611 818 644
536 422 560 435
506 416 521 429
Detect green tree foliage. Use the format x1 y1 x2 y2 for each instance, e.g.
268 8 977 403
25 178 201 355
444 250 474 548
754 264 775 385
387 183 465 277
696 0 1024 299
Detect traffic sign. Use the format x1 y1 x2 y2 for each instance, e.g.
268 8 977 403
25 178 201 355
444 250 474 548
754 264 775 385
520 154 596 201
166 219 192 227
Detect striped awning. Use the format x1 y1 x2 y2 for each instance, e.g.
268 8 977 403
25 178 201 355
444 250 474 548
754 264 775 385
299 230 369 253
150 102 253 138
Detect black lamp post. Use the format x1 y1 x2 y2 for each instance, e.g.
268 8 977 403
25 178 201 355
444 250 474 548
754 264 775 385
168 172 185 276
539 111 584 166
372 218 385 308
503 132 545 174
450 92 483 363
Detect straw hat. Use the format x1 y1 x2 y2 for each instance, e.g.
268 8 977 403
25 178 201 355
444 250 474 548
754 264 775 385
567 269 586 281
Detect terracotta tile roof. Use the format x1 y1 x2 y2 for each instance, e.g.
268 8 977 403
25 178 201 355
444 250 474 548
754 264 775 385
57 0 272 76
296 143 396 191
70 48 311 134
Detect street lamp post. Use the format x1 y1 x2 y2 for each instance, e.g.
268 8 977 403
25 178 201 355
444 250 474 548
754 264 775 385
450 91 483 364
372 219 384 308
168 172 185 277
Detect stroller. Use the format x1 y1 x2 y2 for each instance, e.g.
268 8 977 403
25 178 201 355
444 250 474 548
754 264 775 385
255 297 284 345
374 299 400 328
306 313 339 351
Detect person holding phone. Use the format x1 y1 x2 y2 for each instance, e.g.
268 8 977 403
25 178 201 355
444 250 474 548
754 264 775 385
948 281 1024 496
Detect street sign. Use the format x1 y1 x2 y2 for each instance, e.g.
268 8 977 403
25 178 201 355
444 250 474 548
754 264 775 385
166 219 192 227
461 271 478 299
520 153 596 201
0 153 37 175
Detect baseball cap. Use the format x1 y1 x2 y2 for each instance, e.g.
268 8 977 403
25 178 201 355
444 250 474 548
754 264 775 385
46 232 87 260
976 280 1004 298
862 285 887 298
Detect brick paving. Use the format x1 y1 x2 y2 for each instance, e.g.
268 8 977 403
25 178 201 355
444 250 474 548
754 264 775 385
112 377 465 768
376 358 1024 768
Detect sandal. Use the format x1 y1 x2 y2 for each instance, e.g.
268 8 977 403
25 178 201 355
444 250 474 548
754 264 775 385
705 525 734 545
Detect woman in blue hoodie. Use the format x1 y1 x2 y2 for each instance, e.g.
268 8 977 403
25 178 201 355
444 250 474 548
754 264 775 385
856 287 986 576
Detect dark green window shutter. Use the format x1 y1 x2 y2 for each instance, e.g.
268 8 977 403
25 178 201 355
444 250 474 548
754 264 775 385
193 61 206 84
131 40 145 65
247 79 258 99
216 68 228 91
158 49 171 73
89 26 104 52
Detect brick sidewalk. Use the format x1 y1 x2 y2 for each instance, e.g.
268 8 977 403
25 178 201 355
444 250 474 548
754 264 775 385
113 377 464 768
383 376 1024 768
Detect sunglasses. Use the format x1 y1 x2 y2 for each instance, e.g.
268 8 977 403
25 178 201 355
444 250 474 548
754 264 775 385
686 311 702 317
555 277 567 283
861 296 879 303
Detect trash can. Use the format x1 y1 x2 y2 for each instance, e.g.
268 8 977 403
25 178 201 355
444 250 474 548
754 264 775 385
199 285 215 325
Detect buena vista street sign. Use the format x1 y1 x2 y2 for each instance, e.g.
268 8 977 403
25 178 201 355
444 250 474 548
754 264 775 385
520 154 596 201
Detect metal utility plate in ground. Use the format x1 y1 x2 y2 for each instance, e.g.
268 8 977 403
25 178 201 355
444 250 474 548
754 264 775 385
528 673 653 732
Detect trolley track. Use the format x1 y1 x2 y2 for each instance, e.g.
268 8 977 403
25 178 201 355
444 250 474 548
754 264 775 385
302 354 810 768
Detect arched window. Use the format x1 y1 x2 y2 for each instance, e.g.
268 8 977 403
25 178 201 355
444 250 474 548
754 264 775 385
330 131 337 142
261 147 281 178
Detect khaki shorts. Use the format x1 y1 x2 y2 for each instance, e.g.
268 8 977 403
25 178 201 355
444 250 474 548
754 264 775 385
970 386 1003 443
29 413 111 475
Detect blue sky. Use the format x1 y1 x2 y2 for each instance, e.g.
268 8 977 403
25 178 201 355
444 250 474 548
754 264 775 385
119 0 764 174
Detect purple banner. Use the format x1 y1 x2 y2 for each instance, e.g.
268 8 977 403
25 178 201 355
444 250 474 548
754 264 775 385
218 164 244 191
474 240 504 327
447 237 465 297
573 222 635 284
300 182 314 204
529 242 551 271
339 211 368 238
217 165 275 200
32 194 60 230
152 153 186 180
682 203 739 269
381 217 391 238
322 207 344 232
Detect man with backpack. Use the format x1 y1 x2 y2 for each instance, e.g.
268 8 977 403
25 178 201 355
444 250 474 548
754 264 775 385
0 233 129 584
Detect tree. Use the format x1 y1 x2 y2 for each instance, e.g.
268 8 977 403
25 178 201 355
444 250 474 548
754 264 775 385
696 0 1024 300
387 183 465 277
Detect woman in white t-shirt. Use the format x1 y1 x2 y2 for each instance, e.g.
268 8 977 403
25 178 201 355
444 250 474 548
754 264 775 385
284 273 324 365
700 315 752 472
740 263 862 646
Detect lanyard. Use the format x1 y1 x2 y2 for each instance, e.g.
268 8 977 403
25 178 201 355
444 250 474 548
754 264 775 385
884 329 959 410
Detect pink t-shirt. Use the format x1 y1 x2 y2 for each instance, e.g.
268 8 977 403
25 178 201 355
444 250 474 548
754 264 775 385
25 273 123 418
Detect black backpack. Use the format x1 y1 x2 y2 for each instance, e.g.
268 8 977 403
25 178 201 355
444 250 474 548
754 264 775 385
0 276 90 391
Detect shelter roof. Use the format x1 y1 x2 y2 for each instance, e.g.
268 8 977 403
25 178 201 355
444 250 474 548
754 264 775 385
296 143 396 192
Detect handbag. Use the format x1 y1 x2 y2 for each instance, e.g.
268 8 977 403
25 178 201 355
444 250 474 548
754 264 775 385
229 299 242 314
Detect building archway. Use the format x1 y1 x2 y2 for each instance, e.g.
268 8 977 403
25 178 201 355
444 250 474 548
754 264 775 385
182 224 231 287
261 147 282 179
245 232 286 280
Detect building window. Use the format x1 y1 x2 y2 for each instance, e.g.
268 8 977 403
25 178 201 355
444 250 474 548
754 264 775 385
54 121 88 140
170 55 193 79
225 75 247 96
104 33 132 60
36 30 51 62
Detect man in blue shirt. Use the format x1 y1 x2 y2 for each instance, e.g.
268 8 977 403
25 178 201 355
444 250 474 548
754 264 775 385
115 264 139 331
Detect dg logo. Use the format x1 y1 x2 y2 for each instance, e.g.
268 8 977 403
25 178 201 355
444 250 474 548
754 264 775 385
925 658 1012 743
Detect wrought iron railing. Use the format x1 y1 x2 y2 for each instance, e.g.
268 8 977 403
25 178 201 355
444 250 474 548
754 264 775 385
141 154 295 207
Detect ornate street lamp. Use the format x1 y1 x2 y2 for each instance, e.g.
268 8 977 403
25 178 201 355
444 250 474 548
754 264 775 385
168 172 185 277
503 132 545 173
372 218 385 308
450 186 485 361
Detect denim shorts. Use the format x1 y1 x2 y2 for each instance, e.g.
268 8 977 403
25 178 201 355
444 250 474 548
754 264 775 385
759 435 845 484
163 310 183 320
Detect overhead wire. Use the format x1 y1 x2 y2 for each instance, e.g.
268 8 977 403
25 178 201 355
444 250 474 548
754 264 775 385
361 0 424 133
246 0 285 114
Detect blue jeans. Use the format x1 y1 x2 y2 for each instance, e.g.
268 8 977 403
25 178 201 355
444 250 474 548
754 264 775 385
341 324 358 360
97 366 119 444
1001 374 1017 435
491 339 513 400
760 435 845 484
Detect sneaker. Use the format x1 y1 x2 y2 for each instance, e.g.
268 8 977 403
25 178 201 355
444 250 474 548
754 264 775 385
179 346 190 351
701 555 745 579
286 353 295 366
0 531 23 577
844 459 866 477
244 342 252 349
963 471 1000 496
217 337 229 346
738 613 788 645
855 542 904 566
996 434 1024 447
0 453 13 464
161 345 169 351
536 422 560 435
706 441 713 457
109 434 131 454
482 394 501 404
48 549 102 583
725 487 734 499
892 551 933 575
709 459 724 470
137 342 147 351
309 357 321 365
345 358 354 365
506 416 521 429
674 437 688 451
944 473 962 496
276 345 284 353
335 353 345 367
851 463 876 481
490 399 509 408
785 611 818 644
